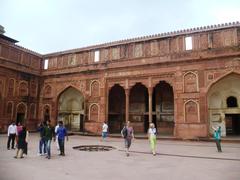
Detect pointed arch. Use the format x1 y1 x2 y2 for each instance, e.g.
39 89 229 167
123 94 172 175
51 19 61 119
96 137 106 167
57 86 85 131
206 71 240 93
16 102 27 125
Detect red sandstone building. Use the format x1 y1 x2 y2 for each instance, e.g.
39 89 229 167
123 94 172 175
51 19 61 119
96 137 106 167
0 22 240 139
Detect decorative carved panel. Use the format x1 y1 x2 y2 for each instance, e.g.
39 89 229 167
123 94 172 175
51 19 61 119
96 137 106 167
112 47 120 60
91 81 100 97
23 53 31 66
44 85 52 97
151 41 159 56
82 52 89 64
185 100 199 123
101 49 109 61
184 72 198 93
19 81 28 96
89 104 99 121
134 43 143 57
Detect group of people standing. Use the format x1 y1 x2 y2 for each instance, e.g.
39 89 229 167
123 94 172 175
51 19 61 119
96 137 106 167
6 120 68 160
7 122 29 158
38 120 68 159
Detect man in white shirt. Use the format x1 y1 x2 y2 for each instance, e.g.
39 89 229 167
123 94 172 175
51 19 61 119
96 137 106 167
102 122 108 141
7 122 17 150
55 122 60 150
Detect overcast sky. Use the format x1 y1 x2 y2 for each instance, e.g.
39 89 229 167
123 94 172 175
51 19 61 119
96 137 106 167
1 0 240 54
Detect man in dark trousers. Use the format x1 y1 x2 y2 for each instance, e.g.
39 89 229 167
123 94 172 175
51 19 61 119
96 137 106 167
7 122 17 150
56 121 68 156
44 120 55 159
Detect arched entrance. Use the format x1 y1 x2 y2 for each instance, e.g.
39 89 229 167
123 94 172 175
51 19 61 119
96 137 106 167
129 83 148 133
16 103 27 125
58 87 85 132
153 81 174 135
43 106 50 122
208 73 240 136
108 84 125 133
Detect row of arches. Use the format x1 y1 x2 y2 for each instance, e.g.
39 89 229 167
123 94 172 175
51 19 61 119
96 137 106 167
53 81 174 134
108 81 174 134
46 72 240 137
4 102 36 125
0 78 37 97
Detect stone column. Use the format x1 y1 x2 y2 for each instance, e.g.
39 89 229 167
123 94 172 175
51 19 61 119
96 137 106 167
125 89 130 123
148 87 153 123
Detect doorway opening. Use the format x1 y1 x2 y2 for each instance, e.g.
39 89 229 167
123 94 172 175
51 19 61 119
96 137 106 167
108 85 125 133
16 113 25 125
225 114 240 135
58 87 85 132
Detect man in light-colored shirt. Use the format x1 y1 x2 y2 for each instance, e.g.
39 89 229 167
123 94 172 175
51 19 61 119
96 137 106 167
55 122 60 150
7 122 17 150
102 122 108 141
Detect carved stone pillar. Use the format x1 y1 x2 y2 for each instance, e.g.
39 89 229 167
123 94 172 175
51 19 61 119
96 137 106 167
148 87 153 123
125 89 130 123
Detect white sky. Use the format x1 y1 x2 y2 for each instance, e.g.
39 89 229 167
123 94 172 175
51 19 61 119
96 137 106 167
1 0 240 54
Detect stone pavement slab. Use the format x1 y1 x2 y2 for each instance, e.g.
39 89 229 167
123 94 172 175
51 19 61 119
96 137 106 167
0 133 240 180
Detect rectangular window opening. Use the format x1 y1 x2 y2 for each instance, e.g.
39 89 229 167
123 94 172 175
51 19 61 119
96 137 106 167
185 36 192 50
94 50 100 62
44 59 49 69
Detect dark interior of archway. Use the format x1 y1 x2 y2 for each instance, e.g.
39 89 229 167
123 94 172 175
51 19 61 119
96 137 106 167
44 109 50 122
16 113 25 125
225 114 240 135
108 85 125 133
227 96 238 107
129 83 149 133
153 81 174 135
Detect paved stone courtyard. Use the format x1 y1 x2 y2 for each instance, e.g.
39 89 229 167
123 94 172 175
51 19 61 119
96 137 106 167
0 133 240 180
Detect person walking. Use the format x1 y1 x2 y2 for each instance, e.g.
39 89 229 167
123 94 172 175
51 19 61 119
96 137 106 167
212 126 222 152
55 121 60 151
102 121 108 141
148 123 157 156
23 128 29 156
7 122 17 150
121 121 134 156
44 120 55 159
38 122 46 156
14 126 27 159
56 121 68 156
